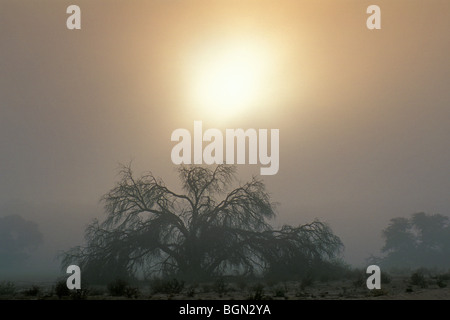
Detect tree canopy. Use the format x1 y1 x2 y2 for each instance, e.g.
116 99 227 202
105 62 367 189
0 214 43 270
62 165 343 283
380 212 450 269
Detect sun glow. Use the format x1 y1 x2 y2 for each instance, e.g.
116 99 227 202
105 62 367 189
186 38 275 119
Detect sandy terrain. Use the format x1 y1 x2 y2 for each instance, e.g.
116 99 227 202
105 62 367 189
1 273 449 300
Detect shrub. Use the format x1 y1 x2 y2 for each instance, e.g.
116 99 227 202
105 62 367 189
236 280 247 291
295 289 308 298
89 287 106 296
437 279 447 288
300 275 314 290
124 286 140 299
273 285 287 298
437 272 450 281
265 279 277 288
150 278 184 295
436 275 447 288
0 281 16 296
107 279 129 296
247 283 266 300
186 285 197 297
410 272 427 288
370 288 388 297
55 280 71 299
352 275 365 289
213 278 228 297
201 283 212 293
23 285 41 297
381 272 392 284
71 288 89 300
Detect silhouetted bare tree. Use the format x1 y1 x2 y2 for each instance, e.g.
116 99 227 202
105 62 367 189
62 165 343 282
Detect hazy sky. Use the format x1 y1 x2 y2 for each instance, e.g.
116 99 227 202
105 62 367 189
1 0 450 279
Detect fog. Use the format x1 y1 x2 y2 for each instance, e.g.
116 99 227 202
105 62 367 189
1 0 450 281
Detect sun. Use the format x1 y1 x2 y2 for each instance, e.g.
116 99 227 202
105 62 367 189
186 38 274 119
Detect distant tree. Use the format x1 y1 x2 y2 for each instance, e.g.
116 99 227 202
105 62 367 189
0 214 43 270
62 165 343 283
380 212 450 269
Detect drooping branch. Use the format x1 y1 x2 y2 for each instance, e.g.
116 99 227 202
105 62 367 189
61 164 344 283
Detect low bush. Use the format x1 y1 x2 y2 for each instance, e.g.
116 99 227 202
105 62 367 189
107 279 129 296
23 285 41 297
410 271 427 288
150 278 184 295
55 280 71 299
247 283 266 300
213 278 228 297
0 281 16 296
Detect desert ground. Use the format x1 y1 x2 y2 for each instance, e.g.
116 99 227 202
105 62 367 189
1 271 449 300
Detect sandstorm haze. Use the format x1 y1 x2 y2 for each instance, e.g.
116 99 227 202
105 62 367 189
1 0 450 280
